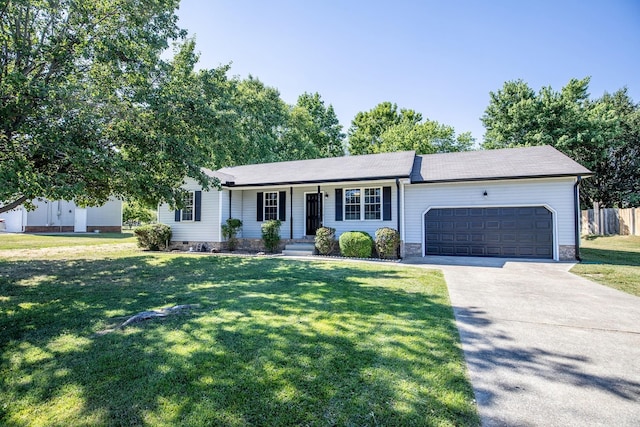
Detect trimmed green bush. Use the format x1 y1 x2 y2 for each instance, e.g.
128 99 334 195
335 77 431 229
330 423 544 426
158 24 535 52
339 231 373 258
134 223 171 251
375 227 400 259
261 219 281 253
221 218 243 251
315 227 336 255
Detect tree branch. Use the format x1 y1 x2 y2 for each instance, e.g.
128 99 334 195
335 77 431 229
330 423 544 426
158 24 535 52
0 195 29 214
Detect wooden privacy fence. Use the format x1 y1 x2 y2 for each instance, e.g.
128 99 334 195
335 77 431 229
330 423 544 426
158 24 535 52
581 208 640 236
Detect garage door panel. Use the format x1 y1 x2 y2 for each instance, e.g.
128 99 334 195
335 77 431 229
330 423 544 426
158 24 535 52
425 207 553 259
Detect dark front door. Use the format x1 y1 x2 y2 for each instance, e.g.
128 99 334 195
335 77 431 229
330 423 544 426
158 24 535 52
305 193 323 235
425 207 553 259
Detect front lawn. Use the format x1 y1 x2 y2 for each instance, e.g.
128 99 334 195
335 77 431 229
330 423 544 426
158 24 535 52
572 235 640 297
0 232 135 250
0 246 479 426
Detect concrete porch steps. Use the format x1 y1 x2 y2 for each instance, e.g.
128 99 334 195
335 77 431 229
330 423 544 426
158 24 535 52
282 242 316 257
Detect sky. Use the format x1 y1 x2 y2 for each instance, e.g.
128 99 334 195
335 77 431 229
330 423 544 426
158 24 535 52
174 0 640 146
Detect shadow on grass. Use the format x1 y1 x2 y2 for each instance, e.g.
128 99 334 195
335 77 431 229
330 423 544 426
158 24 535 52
579 248 640 267
0 255 479 426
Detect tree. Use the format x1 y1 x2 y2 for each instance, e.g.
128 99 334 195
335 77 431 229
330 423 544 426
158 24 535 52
378 120 474 154
348 102 473 155
347 102 419 155
0 0 221 213
480 77 640 207
123 201 156 229
293 92 345 157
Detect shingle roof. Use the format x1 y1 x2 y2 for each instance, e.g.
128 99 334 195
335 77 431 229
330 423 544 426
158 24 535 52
411 145 592 183
209 151 416 186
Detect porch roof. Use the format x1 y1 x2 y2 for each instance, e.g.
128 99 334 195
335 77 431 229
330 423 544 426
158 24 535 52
208 151 416 187
411 145 592 183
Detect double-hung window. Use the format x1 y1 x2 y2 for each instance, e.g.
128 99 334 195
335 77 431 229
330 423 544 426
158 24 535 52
264 191 279 221
344 187 381 220
181 191 195 221
364 188 381 220
344 189 361 220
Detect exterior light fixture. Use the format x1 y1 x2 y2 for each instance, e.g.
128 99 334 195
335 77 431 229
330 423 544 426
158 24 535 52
483 190 488 198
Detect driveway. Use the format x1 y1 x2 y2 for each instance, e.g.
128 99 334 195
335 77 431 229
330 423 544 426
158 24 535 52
403 257 640 426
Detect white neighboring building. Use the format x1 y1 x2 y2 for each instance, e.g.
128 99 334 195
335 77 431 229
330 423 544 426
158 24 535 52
0 198 122 233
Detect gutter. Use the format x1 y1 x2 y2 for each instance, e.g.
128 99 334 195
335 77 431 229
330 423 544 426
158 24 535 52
574 176 582 262
222 175 411 188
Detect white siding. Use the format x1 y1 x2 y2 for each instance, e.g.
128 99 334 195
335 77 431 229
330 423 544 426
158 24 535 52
232 180 399 240
26 200 75 227
87 198 122 226
403 177 578 252
158 178 222 242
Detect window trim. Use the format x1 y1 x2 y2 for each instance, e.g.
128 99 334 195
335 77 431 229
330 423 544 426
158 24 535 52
263 191 279 221
344 186 382 221
181 191 195 222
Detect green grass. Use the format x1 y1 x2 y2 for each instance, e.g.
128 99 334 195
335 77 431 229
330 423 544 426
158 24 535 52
0 233 135 250
0 245 479 426
572 235 640 297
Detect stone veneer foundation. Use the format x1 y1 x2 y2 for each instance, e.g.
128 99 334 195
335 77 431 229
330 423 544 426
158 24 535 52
559 245 577 261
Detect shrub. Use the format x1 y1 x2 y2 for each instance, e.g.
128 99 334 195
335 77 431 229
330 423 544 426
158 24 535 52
261 219 281 253
315 227 336 255
375 227 400 259
134 223 171 251
339 231 373 258
221 218 243 251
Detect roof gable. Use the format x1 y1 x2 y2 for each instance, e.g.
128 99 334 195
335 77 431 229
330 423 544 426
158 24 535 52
411 145 591 183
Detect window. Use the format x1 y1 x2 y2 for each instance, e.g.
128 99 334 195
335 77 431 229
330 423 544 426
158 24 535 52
364 188 381 220
344 189 361 220
264 191 278 220
344 187 381 220
181 191 195 221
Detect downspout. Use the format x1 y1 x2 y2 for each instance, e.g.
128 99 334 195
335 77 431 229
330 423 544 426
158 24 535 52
396 178 401 258
229 190 232 219
290 186 293 239
574 176 582 262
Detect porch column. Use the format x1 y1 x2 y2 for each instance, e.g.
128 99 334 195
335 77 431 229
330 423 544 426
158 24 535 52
317 185 321 231
290 187 293 239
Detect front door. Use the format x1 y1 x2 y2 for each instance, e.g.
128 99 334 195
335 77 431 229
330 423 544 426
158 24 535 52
305 193 323 236
74 207 87 232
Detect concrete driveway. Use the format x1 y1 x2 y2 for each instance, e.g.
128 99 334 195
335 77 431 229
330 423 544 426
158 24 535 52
403 256 640 426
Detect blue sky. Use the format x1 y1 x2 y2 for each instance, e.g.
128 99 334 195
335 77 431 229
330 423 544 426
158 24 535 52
175 0 639 145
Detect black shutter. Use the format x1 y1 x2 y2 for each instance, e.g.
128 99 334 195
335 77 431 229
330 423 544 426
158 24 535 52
278 191 286 221
175 209 181 222
383 186 392 221
194 191 202 221
257 192 263 221
335 188 343 221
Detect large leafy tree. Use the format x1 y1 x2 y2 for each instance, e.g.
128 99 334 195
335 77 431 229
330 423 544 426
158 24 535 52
348 102 473 155
0 0 222 213
481 77 639 207
292 92 345 157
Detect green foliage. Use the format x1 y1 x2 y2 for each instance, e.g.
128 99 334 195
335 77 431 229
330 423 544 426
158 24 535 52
0 248 479 426
375 227 400 259
339 231 373 258
221 218 243 251
134 224 172 251
122 202 156 229
481 78 640 207
347 102 473 155
261 219 282 253
314 227 337 255
0 1 232 214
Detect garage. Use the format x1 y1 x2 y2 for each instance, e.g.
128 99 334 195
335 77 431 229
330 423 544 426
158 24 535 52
425 206 553 259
